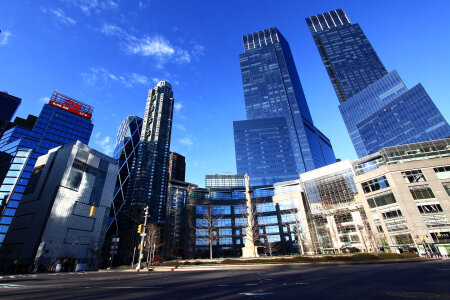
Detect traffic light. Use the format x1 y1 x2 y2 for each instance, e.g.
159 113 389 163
137 224 143 234
89 205 96 217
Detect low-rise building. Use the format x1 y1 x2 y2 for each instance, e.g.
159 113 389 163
353 138 450 256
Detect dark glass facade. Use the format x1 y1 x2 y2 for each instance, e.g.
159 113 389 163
102 115 142 267
306 9 387 103
307 9 450 157
234 28 336 186
234 118 298 187
357 84 450 154
0 92 21 140
168 152 186 182
114 81 174 265
0 92 93 245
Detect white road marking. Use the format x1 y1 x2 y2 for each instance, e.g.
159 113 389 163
245 283 258 286
295 282 309 285
218 284 229 287
239 292 274 296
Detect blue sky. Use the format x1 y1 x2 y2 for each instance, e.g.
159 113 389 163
1 1 449 187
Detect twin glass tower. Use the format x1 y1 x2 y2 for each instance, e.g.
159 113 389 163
234 28 336 187
306 9 450 157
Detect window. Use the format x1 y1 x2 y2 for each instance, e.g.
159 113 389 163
376 225 384 233
196 205 208 215
434 166 450 180
402 169 426 183
381 207 402 219
422 215 448 227
212 206 231 215
219 237 232 245
385 219 409 232
417 203 443 214
443 183 450 196
367 193 397 208
235 218 247 226
361 176 390 193
409 186 435 200
392 234 414 245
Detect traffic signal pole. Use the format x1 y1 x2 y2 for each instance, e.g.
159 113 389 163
136 206 149 271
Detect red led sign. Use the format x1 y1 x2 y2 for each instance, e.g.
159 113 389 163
49 92 93 119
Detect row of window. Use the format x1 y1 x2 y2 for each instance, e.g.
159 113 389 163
361 176 389 193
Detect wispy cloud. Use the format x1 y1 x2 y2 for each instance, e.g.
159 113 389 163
39 96 50 103
98 23 203 67
138 0 151 10
95 135 114 155
65 0 118 16
0 30 12 45
179 137 193 146
42 8 76 25
174 102 183 111
174 124 186 131
81 67 149 88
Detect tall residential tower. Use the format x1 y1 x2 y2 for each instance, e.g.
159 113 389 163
306 9 450 157
234 28 336 186
115 81 174 265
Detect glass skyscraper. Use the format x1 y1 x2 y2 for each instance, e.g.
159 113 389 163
0 92 93 245
234 28 336 187
114 81 174 265
306 9 450 157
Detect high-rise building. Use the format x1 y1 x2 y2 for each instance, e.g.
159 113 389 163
115 81 174 265
168 152 186 182
0 92 21 139
306 9 450 157
234 28 336 186
0 92 94 246
101 115 142 267
0 141 118 272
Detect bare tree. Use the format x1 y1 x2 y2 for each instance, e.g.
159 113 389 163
198 205 223 259
144 223 163 268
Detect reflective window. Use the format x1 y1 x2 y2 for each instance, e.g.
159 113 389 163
402 169 426 183
361 176 390 193
367 193 396 208
417 203 443 214
434 166 450 180
409 186 435 200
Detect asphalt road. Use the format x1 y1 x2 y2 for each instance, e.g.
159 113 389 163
0 261 449 299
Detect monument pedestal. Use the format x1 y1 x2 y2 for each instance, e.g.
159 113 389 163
242 245 259 258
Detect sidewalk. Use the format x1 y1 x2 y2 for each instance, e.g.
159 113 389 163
124 257 438 272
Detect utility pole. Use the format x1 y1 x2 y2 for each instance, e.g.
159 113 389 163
136 206 149 271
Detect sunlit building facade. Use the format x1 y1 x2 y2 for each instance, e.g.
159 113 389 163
0 92 93 246
353 138 450 256
1 141 117 273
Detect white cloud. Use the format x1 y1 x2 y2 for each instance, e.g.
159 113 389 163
174 102 182 111
96 135 114 155
39 96 50 103
179 137 193 146
99 23 201 66
0 30 12 45
138 0 151 10
81 67 149 88
152 77 160 84
175 49 191 64
100 23 124 36
66 0 118 16
44 8 77 25
127 35 175 57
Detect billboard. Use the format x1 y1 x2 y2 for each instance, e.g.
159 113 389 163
49 92 93 119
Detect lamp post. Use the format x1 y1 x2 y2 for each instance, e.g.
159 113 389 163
136 206 149 271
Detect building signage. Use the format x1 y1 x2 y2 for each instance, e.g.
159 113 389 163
49 96 92 119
